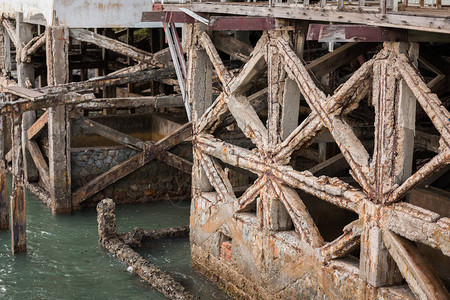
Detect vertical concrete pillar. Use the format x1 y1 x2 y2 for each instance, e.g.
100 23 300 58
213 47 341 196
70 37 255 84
16 13 39 183
46 26 72 213
281 23 306 140
359 42 418 287
187 24 214 193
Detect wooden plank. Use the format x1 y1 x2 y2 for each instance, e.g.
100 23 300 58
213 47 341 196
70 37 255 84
306 42 378 78
73 95 184 110
209 16 275 31
382 204 450 256
10 113 26 253
190 3 450 35
320 219 362 261
75 117 146 150
212 32 253 62
20 33 45 64
0 92 96 115
270 181 324 248
27 140 50 189
409 187 450 218
281 27 305 140
69 29 155 64
308 25 408 42
1 18 19 49
199 32 234 91
157 151 192 174
36 67 175 95
308 153 348 175
383 231 450 300
47 26 72 214
228 95 269 151
4 85 43 100
72 123 192 205
277 34 373 195
27 111 48 140
0 104 8 229
196 150 235 203
228 33 267 94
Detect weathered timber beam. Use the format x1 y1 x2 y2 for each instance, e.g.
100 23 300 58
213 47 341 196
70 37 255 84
382 202 449 256
229 33 268 95
0 104 7 229
36 67 175 95
270 181 324 248
199 32 234 91
24 181 50 207
196 149 235 203
1 18 19 49
194 34 268 134
306 42 378 79
196 134 364 212
208 16 275 31
21 33 45 63
97 199 195 300
410 187 450 221
4 85 44 100
388 150 450 203
189 3 450 35
75 117 146 150
275 45 376 162
383 230 450 300
396 56 450 148
238 175 266 211
0 92 95 115
308 153 347 175
72 95 184 110
277 34 373 195
212 32 253 62
69 29 155 64
211 87 268 134
320 219 362 261
228 95 269 152
307 24 406 43
10 112 26 253
0 76 17 92
108 48 172 76
156 151 192 174
27 140 50 188
73 123 192 205
27 111 48 140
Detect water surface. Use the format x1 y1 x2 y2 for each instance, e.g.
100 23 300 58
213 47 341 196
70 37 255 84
0 186 228 299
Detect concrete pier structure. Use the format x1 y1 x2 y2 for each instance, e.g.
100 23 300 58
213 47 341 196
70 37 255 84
1 0 449 299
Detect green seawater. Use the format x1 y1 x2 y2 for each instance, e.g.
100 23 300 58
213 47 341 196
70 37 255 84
0 181 229 299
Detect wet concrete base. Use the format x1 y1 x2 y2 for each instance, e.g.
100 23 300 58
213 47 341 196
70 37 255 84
190 197 415 299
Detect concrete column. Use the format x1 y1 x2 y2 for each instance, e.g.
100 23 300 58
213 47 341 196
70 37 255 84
46 26 72 213
187 24 214 193
281 23 306 140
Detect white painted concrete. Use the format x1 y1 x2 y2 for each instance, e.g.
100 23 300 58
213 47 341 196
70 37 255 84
0 0 165 28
